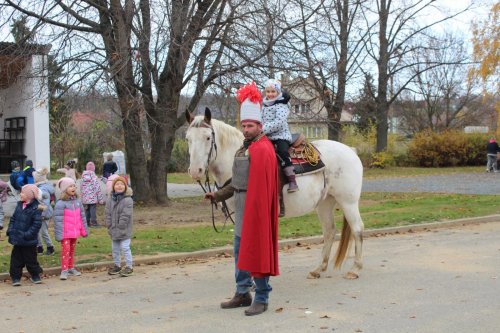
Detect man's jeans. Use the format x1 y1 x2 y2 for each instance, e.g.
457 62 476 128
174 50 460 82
233 235 272 303
233 235 252 294
487 154 498 172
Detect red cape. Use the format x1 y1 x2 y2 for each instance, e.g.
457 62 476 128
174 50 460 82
237 135 279 277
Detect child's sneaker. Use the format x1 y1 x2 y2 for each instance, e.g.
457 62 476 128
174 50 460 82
11 278 21 286
60 270 69 280
30 275 42 284
108 265 122 275
120 266 134 277
68 268 81 276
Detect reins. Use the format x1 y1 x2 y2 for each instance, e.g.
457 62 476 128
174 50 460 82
196 123 235 233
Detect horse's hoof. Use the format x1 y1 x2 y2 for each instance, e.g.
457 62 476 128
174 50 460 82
343 271 359 280
307 272 320 279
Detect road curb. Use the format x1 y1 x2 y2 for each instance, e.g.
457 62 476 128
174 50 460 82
2 214 499 282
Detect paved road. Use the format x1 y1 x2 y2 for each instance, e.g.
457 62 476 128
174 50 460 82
165 172 500 199
1 221 499 333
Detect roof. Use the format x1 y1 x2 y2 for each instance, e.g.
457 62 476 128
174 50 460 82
0 42 51 89
0 42 51 56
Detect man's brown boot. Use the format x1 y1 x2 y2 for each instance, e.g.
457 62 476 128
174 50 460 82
220 292 252 309
244 302 268 316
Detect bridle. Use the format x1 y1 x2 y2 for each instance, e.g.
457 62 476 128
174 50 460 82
194 122 235 233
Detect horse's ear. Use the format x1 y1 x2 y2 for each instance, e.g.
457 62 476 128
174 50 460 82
185 109 194 124
204 107 212 124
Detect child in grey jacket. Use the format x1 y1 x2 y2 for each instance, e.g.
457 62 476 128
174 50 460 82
105 176 134 277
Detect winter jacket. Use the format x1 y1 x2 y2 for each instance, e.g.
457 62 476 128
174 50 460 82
487 142 500 155
17 166 35 188
105 187 134 240
0 179 9 202
36 181 55 220
103 161 118 178
80 170 104 204
7 200 43 246
10 169 22 191
262 92 292 143
53 196 88 242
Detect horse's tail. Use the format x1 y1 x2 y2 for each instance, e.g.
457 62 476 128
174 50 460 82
334 216 351 269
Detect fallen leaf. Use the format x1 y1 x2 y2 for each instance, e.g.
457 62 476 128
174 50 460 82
320 315 331 318
275 307 284 313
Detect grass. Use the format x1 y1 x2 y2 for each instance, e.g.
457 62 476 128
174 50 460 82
1 191 499 274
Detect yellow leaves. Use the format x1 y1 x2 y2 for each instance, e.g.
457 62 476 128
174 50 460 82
471 3 499 83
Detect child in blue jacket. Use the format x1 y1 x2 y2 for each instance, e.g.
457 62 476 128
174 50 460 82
7 184 44 286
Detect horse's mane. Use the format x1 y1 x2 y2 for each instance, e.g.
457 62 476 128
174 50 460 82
189 116 243 150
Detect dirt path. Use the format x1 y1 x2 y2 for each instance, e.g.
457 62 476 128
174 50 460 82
1 221 499 333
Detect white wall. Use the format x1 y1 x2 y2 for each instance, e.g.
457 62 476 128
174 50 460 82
0 55 50 169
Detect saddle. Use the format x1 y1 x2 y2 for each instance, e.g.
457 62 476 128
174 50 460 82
288 133 325 175
278 134 325 217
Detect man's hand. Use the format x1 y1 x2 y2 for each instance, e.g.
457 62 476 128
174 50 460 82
204 192 216 203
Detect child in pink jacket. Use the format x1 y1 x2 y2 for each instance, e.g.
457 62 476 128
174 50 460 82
54 177 88 280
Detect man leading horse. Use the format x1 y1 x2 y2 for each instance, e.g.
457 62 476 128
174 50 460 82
204 82 279 316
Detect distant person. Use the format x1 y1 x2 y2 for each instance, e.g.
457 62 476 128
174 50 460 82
54 177 88 280
9 160 22 192
81 161 105 227
7 184 44 286
105 176 134 277
102 154 118 179
34 168 56 256
486 138 500 172
0 178 9 236
57 160 78 181
18 159 35 187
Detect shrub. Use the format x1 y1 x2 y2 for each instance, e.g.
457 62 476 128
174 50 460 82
408 130 489 167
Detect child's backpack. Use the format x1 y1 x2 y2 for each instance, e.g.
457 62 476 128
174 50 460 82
10 170 21 191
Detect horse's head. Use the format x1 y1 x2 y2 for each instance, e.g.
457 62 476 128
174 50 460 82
185 107 216 181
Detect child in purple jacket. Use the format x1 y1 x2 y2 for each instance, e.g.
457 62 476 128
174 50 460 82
80 161 104 227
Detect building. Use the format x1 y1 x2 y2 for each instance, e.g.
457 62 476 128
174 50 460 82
284 76 353 140
0 42 51 173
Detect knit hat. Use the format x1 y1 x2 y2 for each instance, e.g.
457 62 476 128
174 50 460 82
112 176 128 193
21 184 39 202
33 167 49 183
490 138 496 143
25 159 33 167
86 161 95 172
265 79 282 94
57 177 76 194
236 81 262 123
11 160 19 169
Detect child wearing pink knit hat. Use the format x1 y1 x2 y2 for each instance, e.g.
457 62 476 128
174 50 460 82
54 177 88 280
80 161 104 227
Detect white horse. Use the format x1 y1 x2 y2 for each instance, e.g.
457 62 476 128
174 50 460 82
185 108 364 279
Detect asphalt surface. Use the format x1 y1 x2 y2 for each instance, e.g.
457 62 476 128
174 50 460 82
1 221 499 333
1 173 499 332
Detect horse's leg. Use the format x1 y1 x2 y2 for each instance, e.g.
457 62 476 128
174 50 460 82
338 201 364 279
307 195 336 279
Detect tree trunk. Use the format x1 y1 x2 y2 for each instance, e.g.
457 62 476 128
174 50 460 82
376 0 389 152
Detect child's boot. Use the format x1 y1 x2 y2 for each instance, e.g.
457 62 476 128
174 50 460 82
283 166 299 193
45 246 55 256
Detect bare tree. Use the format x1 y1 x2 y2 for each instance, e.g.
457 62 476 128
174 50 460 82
3 0 301 203
277 0 366 141
397 34 479 134
360 0 472 151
